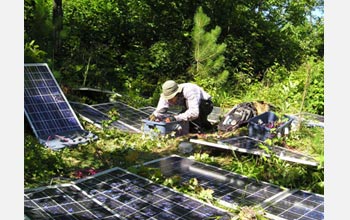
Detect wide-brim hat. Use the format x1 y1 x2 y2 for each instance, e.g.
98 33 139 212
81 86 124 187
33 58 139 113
161 80 183 100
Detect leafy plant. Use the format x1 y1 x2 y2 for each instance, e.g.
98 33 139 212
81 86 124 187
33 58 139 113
236 206 268 220
181 177 215 204
24 135 71 188
24 40 47 63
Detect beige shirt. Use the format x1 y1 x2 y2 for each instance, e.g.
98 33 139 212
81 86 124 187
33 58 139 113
153 83 211 121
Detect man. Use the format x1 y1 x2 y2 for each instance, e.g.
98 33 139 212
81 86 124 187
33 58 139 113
150 80 214 133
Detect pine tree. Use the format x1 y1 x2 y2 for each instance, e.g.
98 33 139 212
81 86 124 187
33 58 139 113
189 6 228 90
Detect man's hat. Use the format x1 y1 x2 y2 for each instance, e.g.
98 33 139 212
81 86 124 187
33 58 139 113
161 80 183 100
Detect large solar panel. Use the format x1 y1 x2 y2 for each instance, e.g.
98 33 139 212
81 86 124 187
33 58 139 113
142 155 324 220
92 102 148 133
70 101 138 132
24 63 97 150
189 136 319 166
25 166 234 220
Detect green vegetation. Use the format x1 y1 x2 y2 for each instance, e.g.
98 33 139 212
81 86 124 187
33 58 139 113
24 0 323 218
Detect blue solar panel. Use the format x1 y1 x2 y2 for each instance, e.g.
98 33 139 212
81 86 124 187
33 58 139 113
25 166 234 219
142 155 324 220
262 190 324 220
24 63 97 150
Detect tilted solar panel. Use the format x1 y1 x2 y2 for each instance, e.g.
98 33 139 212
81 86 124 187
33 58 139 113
190 136 319 166
70 101 137 132
25 166 234 219
92 102 149 133
24 63 97 150
142 155 324 220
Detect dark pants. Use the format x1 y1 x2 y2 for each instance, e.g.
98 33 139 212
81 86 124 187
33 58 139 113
191 99 214 132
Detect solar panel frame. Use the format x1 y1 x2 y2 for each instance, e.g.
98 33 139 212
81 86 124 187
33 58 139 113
190 136 319 166
24 63 97 149
73 87 122 96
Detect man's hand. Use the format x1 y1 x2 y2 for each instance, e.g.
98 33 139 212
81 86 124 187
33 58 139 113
165 116 176 123
149 114 156 121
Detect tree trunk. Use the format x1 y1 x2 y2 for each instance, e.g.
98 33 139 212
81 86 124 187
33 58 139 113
53 0 63 56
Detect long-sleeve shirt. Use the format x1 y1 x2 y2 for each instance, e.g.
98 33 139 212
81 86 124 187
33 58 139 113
153 83 211 121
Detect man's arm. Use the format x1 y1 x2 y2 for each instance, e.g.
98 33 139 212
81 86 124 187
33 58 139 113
152 96 170 118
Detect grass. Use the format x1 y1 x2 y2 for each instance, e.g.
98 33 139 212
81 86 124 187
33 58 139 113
25 117 324 191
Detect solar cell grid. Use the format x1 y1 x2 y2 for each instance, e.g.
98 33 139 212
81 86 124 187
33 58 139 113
25 166 234 220
142 155 324 220
92 102 148 132
24 185 119 220
25 64 82 138
70 102 135 132
143 155 285 208
263 190 324 220
24 63 97 149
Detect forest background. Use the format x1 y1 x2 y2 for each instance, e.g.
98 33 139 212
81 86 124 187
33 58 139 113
19 0 331 219
24 0 324 114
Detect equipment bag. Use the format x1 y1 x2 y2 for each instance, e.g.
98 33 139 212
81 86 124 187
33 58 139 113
217 102 258 132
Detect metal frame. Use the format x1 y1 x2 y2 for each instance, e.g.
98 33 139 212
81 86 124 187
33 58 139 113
190 136 319 166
